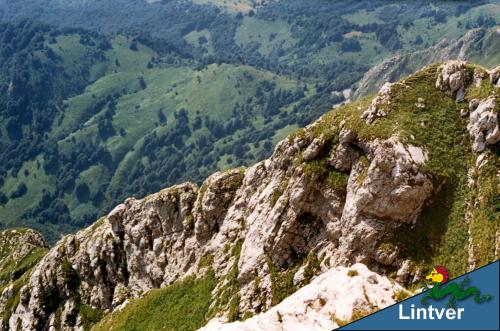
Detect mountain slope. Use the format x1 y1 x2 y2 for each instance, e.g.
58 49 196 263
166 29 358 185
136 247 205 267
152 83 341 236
1 3 500 242
1 0 498 83
0 21 325 243
0 61 498 330
354 27 500 98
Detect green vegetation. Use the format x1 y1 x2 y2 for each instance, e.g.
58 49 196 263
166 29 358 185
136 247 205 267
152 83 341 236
78 304 104 331
0 229 48 288
0 1 498 243
197 253 214 271
0 229 48 325
303 157 349 193
356 155 370 183
266 256 300 306
1 271 32 325
469 149 499 266
393 290 412 302
0 21 317 243
94 270 217 331
207 239 243 321
333 307 378 327
270 179 288 207
295 63 498 277
302 251 320 285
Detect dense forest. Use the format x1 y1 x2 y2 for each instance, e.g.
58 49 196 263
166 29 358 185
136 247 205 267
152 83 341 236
0 0 499 242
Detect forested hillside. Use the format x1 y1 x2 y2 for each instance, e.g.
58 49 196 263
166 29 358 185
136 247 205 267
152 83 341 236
0 0 499 242
0 20 328 242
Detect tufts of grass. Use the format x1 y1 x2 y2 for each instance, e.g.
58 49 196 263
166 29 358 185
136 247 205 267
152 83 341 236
78 303 104 331
355 155 370 183
302 251 320 285
1 269 34 325
269 179 288 208
393 290 412 302
197 253 214 271
469 149 499 266
303 157 349 193
266 256 300 306
94 270 217 331
0 247 48 284
206 239 243 321
332 307 378 327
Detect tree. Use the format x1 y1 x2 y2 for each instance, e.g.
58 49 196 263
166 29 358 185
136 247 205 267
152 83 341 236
138 76 147 89
75 182 90 202
340 39 361 53
129 40 138 51
157 109 167 124
0 193 8 206
10 183 27 199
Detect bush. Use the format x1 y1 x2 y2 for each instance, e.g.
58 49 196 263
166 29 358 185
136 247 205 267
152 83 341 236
75 183 90 203
0 193 8 206
10 183 27 199
340 39 361 53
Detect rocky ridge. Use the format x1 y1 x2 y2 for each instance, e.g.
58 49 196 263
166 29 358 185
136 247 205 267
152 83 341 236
0 61 498 331
354 28 500 99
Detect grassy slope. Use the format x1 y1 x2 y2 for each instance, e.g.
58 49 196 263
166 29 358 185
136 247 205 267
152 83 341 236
234 2 499 81
93 270 217 331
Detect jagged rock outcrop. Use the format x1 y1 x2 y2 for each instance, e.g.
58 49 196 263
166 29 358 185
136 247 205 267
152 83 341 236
201 263 408 331
435 60 468 101
361 83 393 124
0 229 48 330
0 229 46 271
2 125 428 330
467 97 500 152
490 66 500 86
338 137 432 266
1 61 498 331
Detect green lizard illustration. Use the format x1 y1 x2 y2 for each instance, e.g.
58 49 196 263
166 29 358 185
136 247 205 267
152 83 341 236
420 266 492 308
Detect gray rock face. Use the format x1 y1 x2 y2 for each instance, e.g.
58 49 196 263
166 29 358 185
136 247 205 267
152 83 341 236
490 66 500 87
435 60 468 100
337 137 432 265
361 83 393 124
467 97 500 152
2 124 434 330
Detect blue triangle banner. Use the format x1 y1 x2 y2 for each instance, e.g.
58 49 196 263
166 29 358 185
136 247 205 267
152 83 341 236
340 260 499 330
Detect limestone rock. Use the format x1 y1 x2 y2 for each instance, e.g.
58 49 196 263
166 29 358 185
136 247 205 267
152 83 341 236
5 62 496 331
415 97 426 109
467 97 500 152
200 264 406 331
303 136 326 161
337 136 433 264
435 60 468 100
473 68 487 87
490 66 500 87
361 83 393 124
